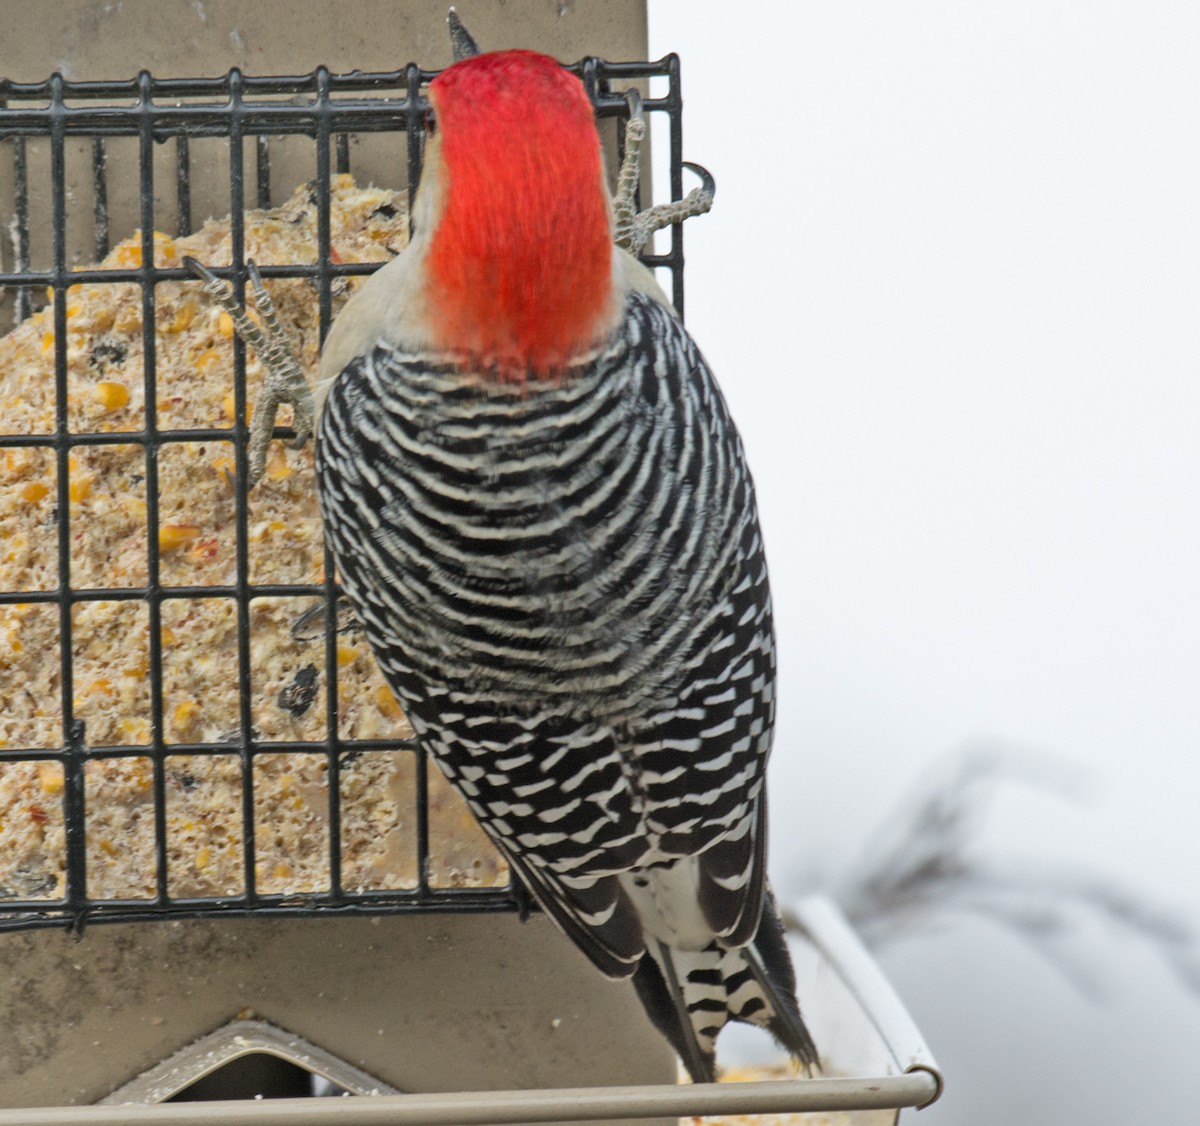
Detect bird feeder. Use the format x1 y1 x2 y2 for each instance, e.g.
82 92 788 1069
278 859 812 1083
0 2 942 1121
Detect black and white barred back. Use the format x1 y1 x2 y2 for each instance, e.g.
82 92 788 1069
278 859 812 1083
316 290 816 1080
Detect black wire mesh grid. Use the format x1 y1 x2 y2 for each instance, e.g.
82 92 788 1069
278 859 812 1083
0 56 692 934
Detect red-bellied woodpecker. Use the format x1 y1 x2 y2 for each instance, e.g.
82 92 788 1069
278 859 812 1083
193 17 817 1084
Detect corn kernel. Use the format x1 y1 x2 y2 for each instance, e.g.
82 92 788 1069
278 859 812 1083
94 381 131 411
37 761 63 796
41 332 54 353
122 656 148 678
88 677 114 697
265 447 293 481
249 521 270 543
69 475 93 503
119 718 150 742
195 847 211 871
153 232 178 264
196 347 222 372
99 839 117 856
211 455 236 481
273 862 293 880
167 302 196 333
4 532 29 567
18 481 49 503
114 304 141 333
373 684 404 721
160 626 177 647
122 496 148 521
336 645 358 667
159 523 201 552
10 449 38 475
115 243 142 268
174 700 201 729
217 311 235 339
221 392 252 424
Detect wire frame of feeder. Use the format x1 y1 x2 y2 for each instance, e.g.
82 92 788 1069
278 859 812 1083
0 57 691 933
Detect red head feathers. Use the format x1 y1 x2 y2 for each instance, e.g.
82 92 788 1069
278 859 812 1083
425 50 615 378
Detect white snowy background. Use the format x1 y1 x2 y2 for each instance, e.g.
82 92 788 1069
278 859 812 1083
648 2 1200 1123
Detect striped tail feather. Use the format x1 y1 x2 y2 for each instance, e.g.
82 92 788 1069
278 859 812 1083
631 890 819 1083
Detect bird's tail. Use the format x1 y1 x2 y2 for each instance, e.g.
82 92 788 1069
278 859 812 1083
630 892 819 1083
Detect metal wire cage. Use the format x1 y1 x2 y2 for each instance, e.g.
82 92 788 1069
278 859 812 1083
0 56 691 934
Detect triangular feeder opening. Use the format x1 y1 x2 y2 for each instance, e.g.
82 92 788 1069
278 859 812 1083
100 1019 399 1105
167 1052 348 1100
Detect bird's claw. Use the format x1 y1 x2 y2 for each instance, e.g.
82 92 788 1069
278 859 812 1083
612 98 715 257
447 7 482 61
183 255 315 486
289 593 362 642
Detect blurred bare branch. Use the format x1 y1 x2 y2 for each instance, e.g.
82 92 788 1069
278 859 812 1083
801 743 1200 1001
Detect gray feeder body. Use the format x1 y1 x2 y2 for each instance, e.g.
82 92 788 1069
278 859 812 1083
0 912 674 1111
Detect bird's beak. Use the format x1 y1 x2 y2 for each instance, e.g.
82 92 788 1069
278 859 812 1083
447 8 482 61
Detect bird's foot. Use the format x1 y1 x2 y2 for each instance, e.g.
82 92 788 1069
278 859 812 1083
612 101 715 258
184 256 315 486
